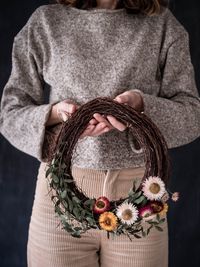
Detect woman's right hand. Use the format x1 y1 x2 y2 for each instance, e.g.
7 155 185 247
46 99 80 126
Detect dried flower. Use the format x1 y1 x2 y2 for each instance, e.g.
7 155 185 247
159 203 168 216
93 196 110 214
99 212 118 231
116 202 139 225
139 205 153 218
171 192 179 202
150 201 164 213
142 176 166 201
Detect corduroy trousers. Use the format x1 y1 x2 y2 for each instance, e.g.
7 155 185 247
27 162 168 267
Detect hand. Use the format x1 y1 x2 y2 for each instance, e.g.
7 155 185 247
114 90 144 112
104 90 144 132
80 90 144 138
80 113 127 139
46 99 80 126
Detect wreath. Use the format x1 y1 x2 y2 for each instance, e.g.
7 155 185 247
45 97 179 240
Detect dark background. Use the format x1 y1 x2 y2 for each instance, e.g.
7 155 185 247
0 1 200 266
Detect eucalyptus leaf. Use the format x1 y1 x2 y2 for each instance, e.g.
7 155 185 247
134 196 145 204
72 196 81 204
61 163 67 169
156 213 160 221
65 179 74 183
155 226 163 232
159 218 166 224
86 216 96 225
67 197 73 212
52 173 59 183
73 207 80 218
74 227 83 232
128 189 135 197
81 210 86 218
142 231 146 237
134 234 142 239
61 190 67 199
84 199 95 206
71 232 81 238
45 167 52 178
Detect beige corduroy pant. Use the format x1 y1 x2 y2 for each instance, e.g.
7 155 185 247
27 162 168 267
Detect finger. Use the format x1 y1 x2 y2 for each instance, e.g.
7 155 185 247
106 115 126 131
63 99 80 108
93 113 114 129
59 111 68 122
80 125 96 139
58 102 77 113
89 118 99 125
114 94 129 104
89 122 110 136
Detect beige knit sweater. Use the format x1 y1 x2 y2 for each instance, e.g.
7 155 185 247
0 4 200 169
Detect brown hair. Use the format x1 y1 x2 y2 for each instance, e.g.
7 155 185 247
56 0 169 16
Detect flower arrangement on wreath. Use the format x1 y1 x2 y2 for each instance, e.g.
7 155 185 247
45 97 179 240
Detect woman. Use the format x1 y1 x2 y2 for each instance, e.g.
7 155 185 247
0 0 200 266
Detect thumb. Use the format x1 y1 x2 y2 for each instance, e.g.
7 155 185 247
114 93 129 104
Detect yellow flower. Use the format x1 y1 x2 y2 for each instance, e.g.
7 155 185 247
99 212 118 231
159 203 168 216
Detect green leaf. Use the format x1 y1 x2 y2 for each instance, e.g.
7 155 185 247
84 199 95 205
155 226 163 232
141 198 148 206
71 232 81 238
134 191 142 198
60 190 67 199
147 221 158 225
156 213 160 221
81 210 86 218
84 199 95 209
147 226 152 235
132 180 137 192
73 207 80 218
142 231 147 237
74 227 83 232
45 167 52 178
52 173 59 183
65 179 74 183
107 231 110 239
72 196 81 204
134 234 142 239
159 218 166 224
86 216 96 225
61 163 67 169
134 196 145 205
67 197 73 212
128 189 135 197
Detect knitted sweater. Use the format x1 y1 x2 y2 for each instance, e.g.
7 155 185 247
0 4 200 170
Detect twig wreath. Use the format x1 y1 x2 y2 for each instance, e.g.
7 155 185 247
45 97 179 240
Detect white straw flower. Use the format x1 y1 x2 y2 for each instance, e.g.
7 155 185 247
116 202 139 225
142 176 166 201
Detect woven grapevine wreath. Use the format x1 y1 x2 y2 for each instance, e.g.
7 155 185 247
45 97 179 240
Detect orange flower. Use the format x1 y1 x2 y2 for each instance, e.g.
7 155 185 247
159 203 168 216
99 212 118 231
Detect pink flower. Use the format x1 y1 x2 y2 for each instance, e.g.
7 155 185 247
139 205 153 218
172 192 179 202
93 196 110 214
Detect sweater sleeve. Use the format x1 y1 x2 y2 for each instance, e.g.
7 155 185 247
129 29 200 150
0 8 57 161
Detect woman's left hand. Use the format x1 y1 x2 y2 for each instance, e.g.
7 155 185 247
90 90 144 132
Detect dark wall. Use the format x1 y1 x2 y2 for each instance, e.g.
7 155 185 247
0 1 200 267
